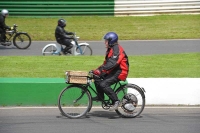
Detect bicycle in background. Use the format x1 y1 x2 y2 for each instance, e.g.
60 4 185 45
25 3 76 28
0 24 31 49
42 33 92 56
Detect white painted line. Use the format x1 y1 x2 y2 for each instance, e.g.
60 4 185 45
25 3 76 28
33 39 200 43
0 106 199 110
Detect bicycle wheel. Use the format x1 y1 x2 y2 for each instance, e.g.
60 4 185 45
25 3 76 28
115 84 145 118
42 45 59 56
58 85 92 119
76 45 92 55
13 33 31 49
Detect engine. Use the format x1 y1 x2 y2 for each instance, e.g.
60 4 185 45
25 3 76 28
122 93 138 112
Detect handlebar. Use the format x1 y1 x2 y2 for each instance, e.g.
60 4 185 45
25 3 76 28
88 71 101 79
73 33 80 40
13 24 18 27
6 24 17 33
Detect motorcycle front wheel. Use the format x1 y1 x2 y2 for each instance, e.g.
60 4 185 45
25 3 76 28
13 33 31 49
76 45 92 55
58 85 92 119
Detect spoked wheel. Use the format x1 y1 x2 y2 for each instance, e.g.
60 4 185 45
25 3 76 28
115 84 145 118
76 45 92 55
42 45 59 56
13 33 31 49
58 85 92 119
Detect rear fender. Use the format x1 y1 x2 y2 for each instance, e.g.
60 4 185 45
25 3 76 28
42 43 61 53
128 84 146 98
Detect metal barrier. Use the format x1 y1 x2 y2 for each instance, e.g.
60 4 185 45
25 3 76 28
0 0 114 16
115 0 200 16
0 0 200 17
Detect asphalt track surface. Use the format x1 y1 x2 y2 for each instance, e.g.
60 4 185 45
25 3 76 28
0 107 200 133
0 39 200 56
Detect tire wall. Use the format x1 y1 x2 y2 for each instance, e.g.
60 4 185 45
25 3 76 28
0 78 199 106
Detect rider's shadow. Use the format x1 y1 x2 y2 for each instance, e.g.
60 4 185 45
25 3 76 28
87 111 121 119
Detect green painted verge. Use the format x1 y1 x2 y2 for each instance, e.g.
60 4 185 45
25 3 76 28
0 78 126 106
0 78 67 106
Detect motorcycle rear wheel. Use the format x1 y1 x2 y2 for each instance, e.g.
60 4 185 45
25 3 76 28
115 84 145 118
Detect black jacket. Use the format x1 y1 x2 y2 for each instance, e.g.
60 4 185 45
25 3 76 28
98 44 129 81
55 26 74 43
0 14 10 30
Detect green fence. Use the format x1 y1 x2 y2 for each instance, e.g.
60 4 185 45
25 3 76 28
0 78 66 106
0 0 114 16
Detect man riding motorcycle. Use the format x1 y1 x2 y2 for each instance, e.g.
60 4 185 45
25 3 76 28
55 19 75 54
0 9 13 45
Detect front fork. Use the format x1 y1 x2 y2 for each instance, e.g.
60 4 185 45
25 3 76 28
73 90 86 103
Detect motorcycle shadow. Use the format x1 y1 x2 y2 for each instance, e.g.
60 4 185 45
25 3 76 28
0 45 17 49
56 111 120 120
87 110 120 119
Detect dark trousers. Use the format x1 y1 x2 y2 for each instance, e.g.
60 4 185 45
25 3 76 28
94 74 119 103
0 28 6 42
61 39 73 53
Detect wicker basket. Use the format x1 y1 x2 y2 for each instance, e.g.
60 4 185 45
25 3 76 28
67 71 88 77
65 71 89 84
68 76 88 84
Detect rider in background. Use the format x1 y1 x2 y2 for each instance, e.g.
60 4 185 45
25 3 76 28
0 9 13 45
55 19 75 54
92 32 129 111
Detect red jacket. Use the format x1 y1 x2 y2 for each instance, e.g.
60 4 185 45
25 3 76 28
98 44 129 81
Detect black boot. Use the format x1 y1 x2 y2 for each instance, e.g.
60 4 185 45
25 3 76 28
63 47 72 54
66 49 72 54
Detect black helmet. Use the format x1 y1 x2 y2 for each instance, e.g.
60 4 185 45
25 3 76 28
58 19 66 27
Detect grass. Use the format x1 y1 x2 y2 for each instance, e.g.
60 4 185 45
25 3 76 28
6 14 200 41
0 53 199 78
2 15 200 78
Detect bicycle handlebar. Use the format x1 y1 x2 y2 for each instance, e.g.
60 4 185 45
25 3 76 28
13 24 18 27
88 71 102 79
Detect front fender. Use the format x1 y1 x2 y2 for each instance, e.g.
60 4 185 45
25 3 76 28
42 43 60 53
78 42 90 46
